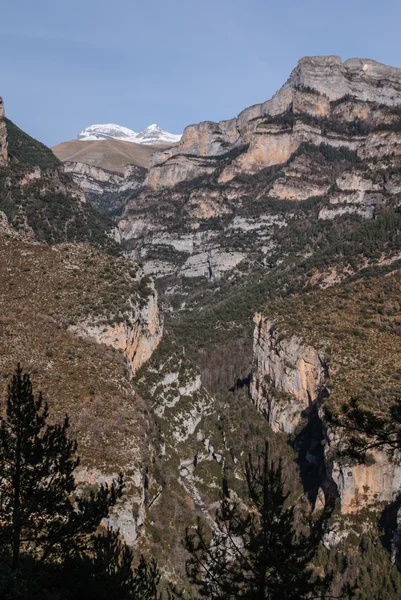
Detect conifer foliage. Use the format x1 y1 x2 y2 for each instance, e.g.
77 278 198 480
185 443 332 600
0 364 159 599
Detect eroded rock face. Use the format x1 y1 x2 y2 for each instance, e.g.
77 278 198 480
250 315 401 513
147 154 219 190
75 468 146 545
147 56 401 190
325 443 401 514
63 161 146 214
292 56 401 105
250 315 327 434
70 283 163 375
0 97 8 166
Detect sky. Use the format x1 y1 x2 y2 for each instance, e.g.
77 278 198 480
1 0 401 147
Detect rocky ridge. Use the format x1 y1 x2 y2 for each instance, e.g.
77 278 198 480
0 97 8 165
147 56 401 190
115 56 401 301
63 161 147 215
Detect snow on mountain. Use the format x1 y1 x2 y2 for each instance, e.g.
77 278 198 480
134 124 182 145
78 124 139 142
78 123 182 145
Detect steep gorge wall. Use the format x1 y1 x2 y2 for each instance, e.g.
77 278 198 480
250 315 327 434
63 161 146 205
70 285 163 375
250 314 401 514
0 97 8 166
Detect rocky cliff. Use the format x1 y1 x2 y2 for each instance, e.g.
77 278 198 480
114 55 401 306
250 273 401 514
0 97 8 165
147 56 401 189
250 315 327 434
70 279 163 375
63 161 146 214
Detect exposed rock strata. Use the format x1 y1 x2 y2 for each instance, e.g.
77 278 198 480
250 315 327 434
70 284 163 375
112 56 401 297
63 161 146 213
250 315 401 513
147 56 401 189
0 97 8 165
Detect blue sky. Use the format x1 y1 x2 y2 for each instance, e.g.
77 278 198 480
1 0 401 146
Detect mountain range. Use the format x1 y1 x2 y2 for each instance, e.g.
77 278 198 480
3 55 401 595
77 122 182 145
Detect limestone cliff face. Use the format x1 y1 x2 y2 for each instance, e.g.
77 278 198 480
250 315 327 434
325 442 401 514
147 56 401 189
114 56 401 295
0 97 8 166
75 468 146 545
63 161 146 214
250 315 401 513
70 283 163 375
291 56 401 105
147 154 219 190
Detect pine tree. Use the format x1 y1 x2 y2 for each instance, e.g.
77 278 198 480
0 364 161 599
184 442 332 600
0 364 122 569
324 394 401 461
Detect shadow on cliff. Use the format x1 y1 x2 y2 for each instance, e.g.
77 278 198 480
292 390 338 510
379 492 401 552
292 405 325 507
229 374 251 392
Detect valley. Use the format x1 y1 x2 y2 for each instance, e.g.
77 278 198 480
2 54 401 596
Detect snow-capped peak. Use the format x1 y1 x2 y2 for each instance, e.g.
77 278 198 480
77 124 138 142
78 123 182 145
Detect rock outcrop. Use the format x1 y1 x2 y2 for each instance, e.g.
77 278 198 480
63 161 146 214
326 442 401 514
70 282 163 375
250 315 327 434
250 314 401 514
0 97 8 165
147 56 401 190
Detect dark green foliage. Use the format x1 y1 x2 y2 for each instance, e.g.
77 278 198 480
293 142 361 164
184 443 333 599
5 118 61 169
0 365 123 568
0 365 160 599
262 110 372 138
324 393 401 463
0 166 120 253
374 108 401 132
80 530 161 600
317 534 401 600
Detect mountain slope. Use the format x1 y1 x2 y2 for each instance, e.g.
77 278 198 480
0 112 120 252
52 138 157 173
5 117 61 169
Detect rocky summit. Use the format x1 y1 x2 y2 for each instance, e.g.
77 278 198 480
3 55 401 595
